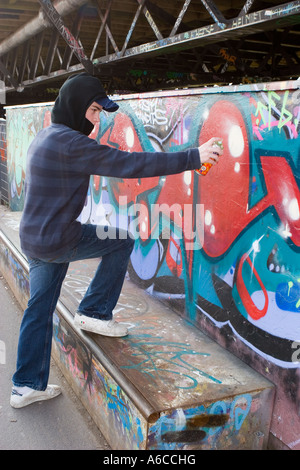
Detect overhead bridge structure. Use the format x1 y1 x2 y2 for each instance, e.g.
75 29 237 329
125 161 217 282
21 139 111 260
0 0 299 103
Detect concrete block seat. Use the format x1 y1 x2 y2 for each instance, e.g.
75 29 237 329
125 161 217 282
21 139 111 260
0 207 274 450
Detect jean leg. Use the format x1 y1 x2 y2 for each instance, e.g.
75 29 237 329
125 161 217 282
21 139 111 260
75 226 134 320
12 258 69 390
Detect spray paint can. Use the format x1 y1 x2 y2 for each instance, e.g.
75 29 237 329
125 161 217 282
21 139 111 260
195 139 223 176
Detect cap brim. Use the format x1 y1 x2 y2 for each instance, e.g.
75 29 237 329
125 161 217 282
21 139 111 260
96 97 119 113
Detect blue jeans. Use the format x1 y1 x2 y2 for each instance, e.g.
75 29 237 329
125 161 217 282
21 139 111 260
12 224 134 391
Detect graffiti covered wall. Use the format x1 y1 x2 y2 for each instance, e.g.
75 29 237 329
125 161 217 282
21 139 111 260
6 102 53 211
0 118 8 205
6 81 300 449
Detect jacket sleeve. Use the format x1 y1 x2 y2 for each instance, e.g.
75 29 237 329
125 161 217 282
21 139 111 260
68 132 201 178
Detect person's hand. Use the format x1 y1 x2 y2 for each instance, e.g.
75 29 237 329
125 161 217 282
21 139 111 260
198 137 223 166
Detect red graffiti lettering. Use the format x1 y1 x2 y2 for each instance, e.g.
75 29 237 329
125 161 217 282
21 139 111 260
236 253 269 320
198 100 300 257
198 100 250 257
100 113 160 203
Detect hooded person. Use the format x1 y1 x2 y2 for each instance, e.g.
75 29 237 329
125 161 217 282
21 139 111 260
19 72 204 260
51 72 119 136
11 73 222 409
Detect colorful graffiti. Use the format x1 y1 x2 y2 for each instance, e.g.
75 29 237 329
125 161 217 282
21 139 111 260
51 277 272 450
80 87 300 370
0 119 6 163
6 86 300 366
0 119 8 204
6 104 53 210
52 310 147 450
148 393 255 450
5 82 300 448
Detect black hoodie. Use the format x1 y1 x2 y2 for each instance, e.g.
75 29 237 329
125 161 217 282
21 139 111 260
19 74 201 259
51 72 116 136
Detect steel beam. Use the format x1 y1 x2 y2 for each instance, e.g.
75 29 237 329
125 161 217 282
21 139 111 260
169 0 192 37
90 0 113 60
1 0 299 93
61 10 84 70
238 0 257 17
93 0 119 55
29 31 45 80
139 0 163 40
120 0 145 56
94 1 300 65
0 0 89 58
43 29 60 76
199 0 229 29
38 0 95 75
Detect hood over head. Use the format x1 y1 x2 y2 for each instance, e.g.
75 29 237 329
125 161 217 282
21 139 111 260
51 72 119 135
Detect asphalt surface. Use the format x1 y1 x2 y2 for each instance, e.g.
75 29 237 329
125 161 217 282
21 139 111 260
0 273 110 450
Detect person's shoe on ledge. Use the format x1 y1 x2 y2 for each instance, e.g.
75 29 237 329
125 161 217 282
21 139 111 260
74 312 128 337
10 384 62 409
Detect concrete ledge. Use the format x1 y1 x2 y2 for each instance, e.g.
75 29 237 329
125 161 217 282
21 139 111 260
0 207 275 450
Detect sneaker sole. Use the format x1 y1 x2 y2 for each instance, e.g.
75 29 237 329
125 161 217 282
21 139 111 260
74 317 128 337
10 388 61 409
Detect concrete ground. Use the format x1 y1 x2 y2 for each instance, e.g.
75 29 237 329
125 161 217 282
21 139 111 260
0 273 110 451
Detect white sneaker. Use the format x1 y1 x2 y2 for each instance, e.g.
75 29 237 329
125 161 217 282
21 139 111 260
10 385 62 409
74 313 128 337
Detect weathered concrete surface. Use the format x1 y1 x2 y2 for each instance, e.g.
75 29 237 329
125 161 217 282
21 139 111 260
0 274 110 450
0 206 275 450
